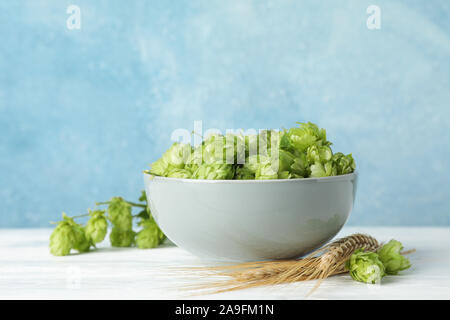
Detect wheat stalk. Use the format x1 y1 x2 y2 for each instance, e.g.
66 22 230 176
187 233 380 295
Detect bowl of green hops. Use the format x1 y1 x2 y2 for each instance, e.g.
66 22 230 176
144 122 357 261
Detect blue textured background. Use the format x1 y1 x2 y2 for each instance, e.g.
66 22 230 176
1 0 449 227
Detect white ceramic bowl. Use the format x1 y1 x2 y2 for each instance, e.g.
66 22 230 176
144 172 358 261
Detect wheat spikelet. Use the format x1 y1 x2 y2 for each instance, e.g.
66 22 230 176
188 233 380 295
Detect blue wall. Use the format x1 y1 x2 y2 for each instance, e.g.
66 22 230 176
1 0 449 227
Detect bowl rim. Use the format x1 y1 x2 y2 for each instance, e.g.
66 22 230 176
143 171 357 184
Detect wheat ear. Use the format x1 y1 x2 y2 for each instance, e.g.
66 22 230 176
188 233 380 295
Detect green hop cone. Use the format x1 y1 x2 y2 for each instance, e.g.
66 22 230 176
72 224 91 253
255 162 278 180
167 168 192 179
285 122 330 152
306 145 332 165
110 227 135 247
107 197 132 230
278 171 303 179
50 213 91 255
150 157 168 176
306 145 335 178
150 142 192 176
136 218 166 249
279 129 291 150
192 163 235 180
346 249 386 284
278 149 295 172
245 134 259 158
200 134 234 164
85 210 108 244
49 213 76 256
147 121 356 180
244 155 278 179
165 142 192 168
235 166 255 180
232 133 247 164
290 153 307 177
257 130 273 152
378 240 411 275
309 161 337 177
332 152 356 175
244 154 262 174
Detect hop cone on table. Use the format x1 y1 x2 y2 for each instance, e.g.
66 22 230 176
49 214 76 256
49 191 166 256
107 197 132 231
378 240 411 275
109 227 136 247
346 249 386 284
136 218 166 249
50 213 91 255
85 210 108 244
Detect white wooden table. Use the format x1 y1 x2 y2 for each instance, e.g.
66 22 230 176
1 227 449 300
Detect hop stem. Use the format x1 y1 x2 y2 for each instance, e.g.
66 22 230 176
124 201 147 208
70 213 90 219
96 200 146 208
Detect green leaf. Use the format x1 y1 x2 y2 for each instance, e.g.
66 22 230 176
139 190 147 203
136 209 150 220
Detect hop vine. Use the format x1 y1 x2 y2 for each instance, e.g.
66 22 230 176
49 191 165 256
